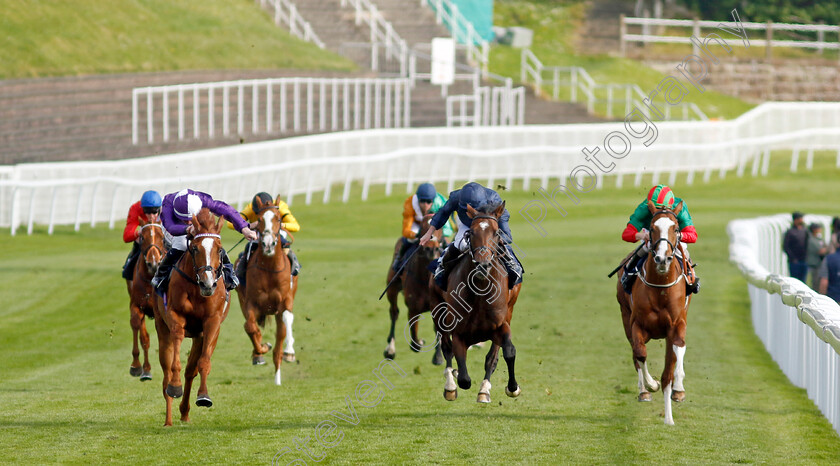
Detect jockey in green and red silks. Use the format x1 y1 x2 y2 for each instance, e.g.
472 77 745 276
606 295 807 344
620 185 699 294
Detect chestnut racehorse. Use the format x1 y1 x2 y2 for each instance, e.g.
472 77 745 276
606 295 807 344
430 202 522 403
616 201 691 425
384 213 443 364
127 219 164 381
153 209 230 426
235 196 298 386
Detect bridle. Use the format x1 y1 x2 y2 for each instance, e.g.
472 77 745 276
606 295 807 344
468 214 503 265
139 223 165 259
181 232 223 286
639 209 685 289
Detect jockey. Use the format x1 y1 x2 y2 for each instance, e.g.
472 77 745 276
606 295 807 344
151 189 257 293
620 184 699 294
392 183 455 271
420 181 523 290
230 192 302 285
121 190 162 281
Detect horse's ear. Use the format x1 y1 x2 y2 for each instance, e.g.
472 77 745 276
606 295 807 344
214 214 223 233
673 201 684 216
190 215 200 233
494 201 506 218
138 218 146 227
647 200 656 215
466 204 478 219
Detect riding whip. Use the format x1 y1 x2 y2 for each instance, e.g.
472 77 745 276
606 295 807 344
607 242 644 278
378 243 423 300
227 236 247 254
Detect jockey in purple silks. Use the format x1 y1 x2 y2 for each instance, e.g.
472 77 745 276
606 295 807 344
151 189 257 293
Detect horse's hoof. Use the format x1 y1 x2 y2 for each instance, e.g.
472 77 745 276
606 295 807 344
252 355 266 365
166 384 183 399
283 352 296 362
140 371 152 381
646 379 661 393
505 386 521 398
458 379 471 390
671 390 686 402
195 394 213 407
431 353 444 366
129 366 142 377
638 392 652 402
410 339 425 352
383 349 396 360
444 389 458 401
477 392 491 403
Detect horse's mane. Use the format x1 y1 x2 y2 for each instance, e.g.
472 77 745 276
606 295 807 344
194 208 216 231
475 202 502 215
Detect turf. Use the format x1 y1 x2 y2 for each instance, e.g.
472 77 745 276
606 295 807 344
1 153 840 463
0 0 354 79
489 0 755 120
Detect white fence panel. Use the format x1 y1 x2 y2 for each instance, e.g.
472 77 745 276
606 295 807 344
729 214 840 435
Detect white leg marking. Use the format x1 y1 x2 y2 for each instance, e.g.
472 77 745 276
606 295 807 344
673 345 686 392
642 361 660 392
479 379 491 395
637 367 646 395
275 369 282 386
663 383 674 425
385 337 396 356
444 367 457 391
282 310 295 354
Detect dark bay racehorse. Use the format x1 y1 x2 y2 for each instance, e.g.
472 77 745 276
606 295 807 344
430 202 522 403
153 209 230 426
127 219 164 381
616 201 690 425
235 197 298 386
384 214 444 364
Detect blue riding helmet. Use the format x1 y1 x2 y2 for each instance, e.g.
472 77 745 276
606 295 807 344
458 182 484 210
140 190 162 208
416 183 436 202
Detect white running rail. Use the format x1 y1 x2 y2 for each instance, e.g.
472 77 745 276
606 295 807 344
257 0 325 49
446 84 525 127
421 0 489 72
341 0 409 76
521 49 707 120
131 77 412 144
5 102 840 235
729 214 840 435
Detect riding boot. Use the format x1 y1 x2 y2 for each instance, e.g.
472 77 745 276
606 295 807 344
687 275 701 294
502 245 524 289
433 243 459 290
220 248 239 291
620 249 645 294
122 242 141 280
152 248 184 294
287 249 301 276
392 238 412 271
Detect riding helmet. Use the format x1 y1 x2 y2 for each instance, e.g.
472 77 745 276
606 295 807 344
458 182 485 210
140 190 162 208
416 183 436 202
252 192 273 212
647 185 675 209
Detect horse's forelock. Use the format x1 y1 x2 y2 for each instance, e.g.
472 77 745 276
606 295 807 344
476 202 501 215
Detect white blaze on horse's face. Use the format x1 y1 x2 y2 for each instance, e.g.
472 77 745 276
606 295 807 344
261 210 277 256
200 237 216 288
652 217 675 274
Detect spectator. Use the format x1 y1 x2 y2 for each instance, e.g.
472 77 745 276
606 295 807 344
819 246 840 302
806 223 828 289
783 211 808 282
827 217 840 254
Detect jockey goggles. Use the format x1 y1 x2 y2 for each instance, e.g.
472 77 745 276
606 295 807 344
143 206 161 215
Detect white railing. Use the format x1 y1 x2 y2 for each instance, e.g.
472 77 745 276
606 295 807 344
257 0 325 49
729 214 840 435
131 77 412 144
446 84 525 127
521 49 707 120
621 16 840 59
421 0 489 72
341 0 409 76
5 102 840 235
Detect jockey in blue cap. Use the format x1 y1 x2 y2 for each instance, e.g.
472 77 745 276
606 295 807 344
419 182 523 290
151 189 257 294
121 190 163 281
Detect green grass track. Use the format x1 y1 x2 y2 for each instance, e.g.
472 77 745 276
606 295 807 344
1 154 839 463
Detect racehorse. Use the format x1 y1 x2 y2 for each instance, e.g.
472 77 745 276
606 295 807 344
430 202 522 403
384 213 444 364
153 209 230 426
615 201 690 425
235 196 298 386
127 219 164 381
